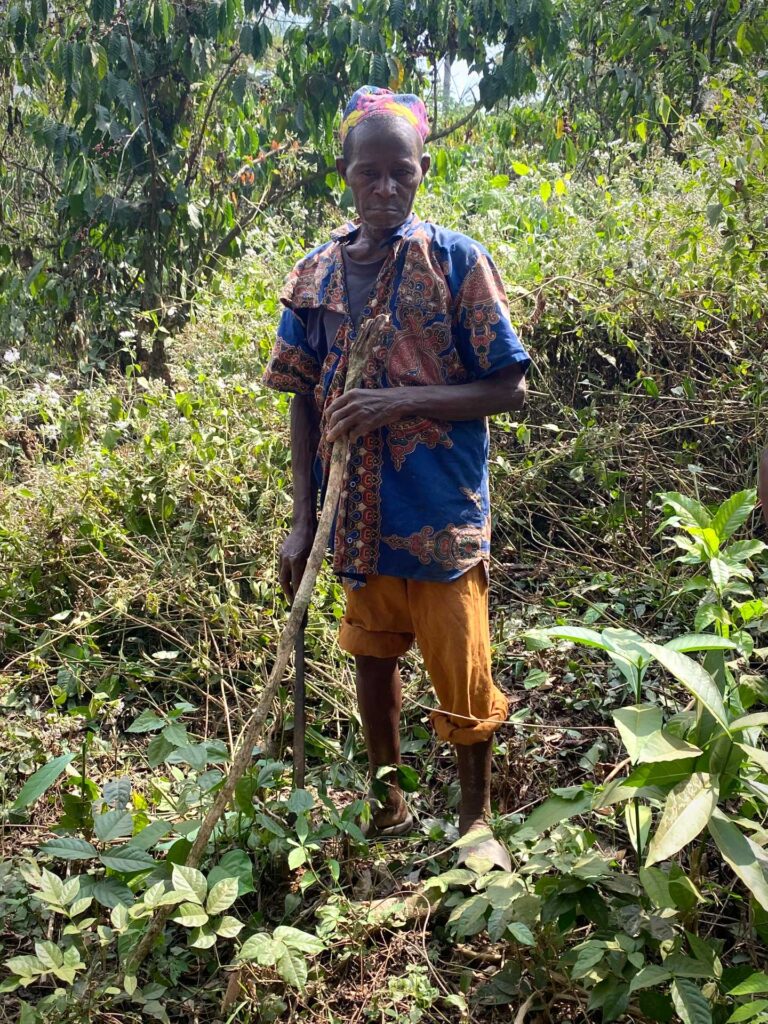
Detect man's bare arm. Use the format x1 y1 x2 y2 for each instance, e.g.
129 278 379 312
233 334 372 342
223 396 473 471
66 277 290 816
759 448 768 530
325 365 526 442
279 394 321 600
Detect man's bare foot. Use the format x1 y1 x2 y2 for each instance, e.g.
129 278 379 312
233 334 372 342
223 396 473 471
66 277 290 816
362 785 413 837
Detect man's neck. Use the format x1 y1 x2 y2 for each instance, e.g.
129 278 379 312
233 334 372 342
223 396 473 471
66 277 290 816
347 215 412 260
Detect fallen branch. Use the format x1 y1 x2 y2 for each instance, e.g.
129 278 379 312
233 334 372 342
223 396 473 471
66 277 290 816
126 313 390 978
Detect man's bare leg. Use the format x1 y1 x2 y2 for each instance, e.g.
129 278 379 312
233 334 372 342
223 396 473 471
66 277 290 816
456 738 512 871
456 738 493 834
355 654 410 830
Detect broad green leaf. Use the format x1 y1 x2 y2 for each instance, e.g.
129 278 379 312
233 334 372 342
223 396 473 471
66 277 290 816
273 926 324 954
110 904 129 930
727 1000 768 1022
726 540 767 563
34 941 63 970
639 867 676 909
712 490 756 543
276 943 308 989
189 926 217 949
539 179 552 202
448 894 489 937
238 932 279 966
646 773 719 866
69 895 92 916
216 915 244 938
40 836 97 861
626 759 696 788
287 846 306 870
521 789 592 834
512 161 530 175
729 973 768 995
99 846 155 873
205 877 239 915
629 964 672 993
571 940 607 979
126 709 166 733
208 849 255 896
690 527 721 555
153 890 187 907
142 882 166 909
94 810 133 843
171 864 207 904
103 777 131 810
171 903 209 928
710 557 731 588
664 634 737 654
660 492 711 530
738 744 768 774
613 705 702 764
644 644 729 732
664 953 717 979
732 714 768 733
127 820 173 851
671 978 712 1024
708 810 768 911
93 878 135 909
12 753 74 811
507 921 535 946
6 955 44 979
534 626 606 649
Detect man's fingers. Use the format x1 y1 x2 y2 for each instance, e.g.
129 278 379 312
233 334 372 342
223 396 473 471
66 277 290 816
327 410 367 442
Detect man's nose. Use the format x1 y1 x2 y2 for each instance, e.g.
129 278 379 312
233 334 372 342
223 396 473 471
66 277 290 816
373 176 397 196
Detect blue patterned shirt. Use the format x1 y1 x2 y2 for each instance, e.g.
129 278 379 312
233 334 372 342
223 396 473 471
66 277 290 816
263 213 531 582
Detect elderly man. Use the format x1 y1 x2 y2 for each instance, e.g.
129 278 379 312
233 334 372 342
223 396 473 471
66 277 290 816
263 86 530 868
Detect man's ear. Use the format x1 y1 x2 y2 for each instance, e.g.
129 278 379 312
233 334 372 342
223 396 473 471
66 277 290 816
335 156 347 180
420 153 431 177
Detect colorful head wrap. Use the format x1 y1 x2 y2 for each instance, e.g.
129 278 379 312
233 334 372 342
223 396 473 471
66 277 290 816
340 85 430 145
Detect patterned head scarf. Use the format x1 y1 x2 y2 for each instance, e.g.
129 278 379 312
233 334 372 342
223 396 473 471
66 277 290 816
340 85 430 145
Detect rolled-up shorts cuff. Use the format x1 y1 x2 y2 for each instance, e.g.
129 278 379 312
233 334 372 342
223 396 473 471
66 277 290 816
338 620 413 659
430 690 509 746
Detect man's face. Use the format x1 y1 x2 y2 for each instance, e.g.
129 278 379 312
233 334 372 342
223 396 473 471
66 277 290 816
336 118 430 232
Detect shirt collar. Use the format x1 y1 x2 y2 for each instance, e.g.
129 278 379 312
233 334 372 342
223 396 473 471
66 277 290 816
330 212 419 246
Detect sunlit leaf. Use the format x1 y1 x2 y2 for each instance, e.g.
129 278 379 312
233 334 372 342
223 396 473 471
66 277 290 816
708 810 768 911
646 774 718 866
12 753 74 811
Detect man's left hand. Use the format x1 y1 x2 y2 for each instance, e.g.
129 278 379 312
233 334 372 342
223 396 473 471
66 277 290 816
325 388 406 443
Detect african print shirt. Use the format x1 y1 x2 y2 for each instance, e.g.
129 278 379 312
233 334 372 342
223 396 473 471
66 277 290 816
262 212 531 582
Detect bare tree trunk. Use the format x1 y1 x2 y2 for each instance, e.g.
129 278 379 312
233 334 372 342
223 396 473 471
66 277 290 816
442 57 452 115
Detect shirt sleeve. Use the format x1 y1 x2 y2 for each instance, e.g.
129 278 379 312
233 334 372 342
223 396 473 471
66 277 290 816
262 306 321 396
453 247 531 380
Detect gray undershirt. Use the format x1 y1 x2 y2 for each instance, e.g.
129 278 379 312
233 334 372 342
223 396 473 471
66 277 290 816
306 247 386 361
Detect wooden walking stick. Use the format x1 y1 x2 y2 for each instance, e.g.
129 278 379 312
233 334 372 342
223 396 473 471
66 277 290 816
126 313 389 977
293 613 307 788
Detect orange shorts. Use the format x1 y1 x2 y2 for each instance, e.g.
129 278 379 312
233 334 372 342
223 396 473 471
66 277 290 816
338 563 509 745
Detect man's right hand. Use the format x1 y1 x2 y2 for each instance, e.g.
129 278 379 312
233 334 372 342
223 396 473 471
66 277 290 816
279 524 316 603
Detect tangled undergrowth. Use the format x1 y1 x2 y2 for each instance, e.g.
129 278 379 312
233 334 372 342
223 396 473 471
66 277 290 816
1 98 767 1024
